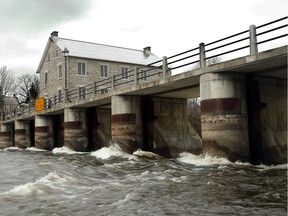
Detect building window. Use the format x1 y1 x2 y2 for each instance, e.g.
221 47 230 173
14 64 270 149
140 70 148 81
44 72 48 84
121 67 128 79
47 53 50 62
78 62 86 75
100 65 108 77
79 87 86 99
58 64 62 78
55 49 59 58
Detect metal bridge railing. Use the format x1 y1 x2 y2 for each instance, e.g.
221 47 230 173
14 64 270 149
3 17 287 121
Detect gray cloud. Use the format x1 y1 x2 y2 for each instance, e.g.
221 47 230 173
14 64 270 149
0 0 94 75
0 0 94 33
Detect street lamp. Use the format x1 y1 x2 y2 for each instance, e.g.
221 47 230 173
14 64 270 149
62 47 69 102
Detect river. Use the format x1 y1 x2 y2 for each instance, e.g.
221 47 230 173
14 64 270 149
0 145 286 216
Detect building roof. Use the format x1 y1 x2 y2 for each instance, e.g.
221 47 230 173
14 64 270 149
36 32 161 73
56 38 160 64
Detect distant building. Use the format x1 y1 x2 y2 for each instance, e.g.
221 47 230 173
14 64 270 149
36 31 161 99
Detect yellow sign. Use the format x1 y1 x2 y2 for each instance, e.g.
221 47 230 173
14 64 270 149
35 97 45 112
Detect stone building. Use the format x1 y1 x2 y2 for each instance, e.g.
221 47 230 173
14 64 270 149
36 31 161 99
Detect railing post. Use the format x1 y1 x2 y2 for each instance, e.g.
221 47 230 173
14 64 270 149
54 95 56 105
134 66 138 86
64 89 68 103
93 82 97 95
199 43 206 70
249 24 258 55
162 56 168 78
77 87 81 99
111 74 115 91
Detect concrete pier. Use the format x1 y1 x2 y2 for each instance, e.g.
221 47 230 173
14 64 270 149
0 123 13 148
35 115 54 150
111 95 142 153
14 120 32 149
200 72 250 162
64 108 88 151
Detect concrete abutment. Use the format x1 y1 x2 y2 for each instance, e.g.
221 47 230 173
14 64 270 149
86 108 111 151
253 77 287 164
148 97 202 157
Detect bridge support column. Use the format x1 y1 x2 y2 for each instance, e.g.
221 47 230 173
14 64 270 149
35 115 54 150
64 108 88 151
0 123 13 148
15 120 32 149
200 72 249 162
111 95 142 153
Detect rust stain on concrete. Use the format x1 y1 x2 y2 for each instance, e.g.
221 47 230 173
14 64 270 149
201 98 242 115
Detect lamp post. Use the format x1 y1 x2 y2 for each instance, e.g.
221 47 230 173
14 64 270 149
62 47 69 102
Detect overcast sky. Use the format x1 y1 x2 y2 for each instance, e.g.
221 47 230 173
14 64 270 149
0 0 286 76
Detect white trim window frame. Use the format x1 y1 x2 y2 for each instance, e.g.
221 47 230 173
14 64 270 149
77 62 86 76
140 70 148 81
55 48 59 58
58 63 62 79
121 67 129 79
44 71 48 85
100 65 108 78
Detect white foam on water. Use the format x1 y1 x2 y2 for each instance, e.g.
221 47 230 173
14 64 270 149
26 147 47 152
177 152 232 166
91 144 133 160
2 172 78 196
178 152 287 169
3 146 23 151
255 163 287 170
133 149 161 159
52 146 86 155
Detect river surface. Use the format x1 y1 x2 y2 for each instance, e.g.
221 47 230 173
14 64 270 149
0 145 286 216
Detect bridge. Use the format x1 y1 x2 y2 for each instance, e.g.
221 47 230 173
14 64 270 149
1 17 287 164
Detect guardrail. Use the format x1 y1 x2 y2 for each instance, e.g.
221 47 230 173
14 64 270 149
3 17 287 121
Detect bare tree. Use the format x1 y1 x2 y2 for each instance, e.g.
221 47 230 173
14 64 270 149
206 56 222 65
192 56 222 69
14 73 39 104
0 65 16 96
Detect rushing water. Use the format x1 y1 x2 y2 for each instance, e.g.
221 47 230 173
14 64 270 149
0 145 286 216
